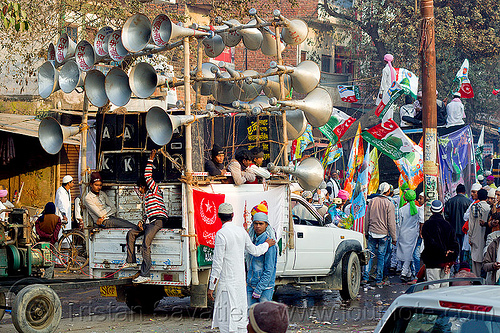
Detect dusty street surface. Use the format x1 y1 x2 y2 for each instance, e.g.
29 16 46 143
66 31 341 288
0 269 409 332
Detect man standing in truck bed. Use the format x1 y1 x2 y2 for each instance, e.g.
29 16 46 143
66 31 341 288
123 149 169 284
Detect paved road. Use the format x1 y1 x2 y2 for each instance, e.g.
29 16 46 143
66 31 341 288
0 270 410 332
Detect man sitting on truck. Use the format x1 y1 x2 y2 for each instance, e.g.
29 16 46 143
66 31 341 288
84 172 138 229
228 149 256 186
123 149 169 284
208 202 275 333
205 144 225 176
246 212 277 305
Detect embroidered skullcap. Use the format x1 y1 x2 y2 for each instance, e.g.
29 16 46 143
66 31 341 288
379 182 391 194
218 202 233 214
430 200 443 213
471 183 482 191
453 92 461 98
62 175 73 184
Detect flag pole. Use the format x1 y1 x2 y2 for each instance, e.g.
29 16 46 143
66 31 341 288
420 0 439 219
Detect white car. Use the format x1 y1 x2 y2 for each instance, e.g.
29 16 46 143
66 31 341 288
375 279 500 333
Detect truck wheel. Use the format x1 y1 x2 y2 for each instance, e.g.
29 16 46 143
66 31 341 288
125 287 161 314
0 292 5 321
11 284 62 333
339 252 361 300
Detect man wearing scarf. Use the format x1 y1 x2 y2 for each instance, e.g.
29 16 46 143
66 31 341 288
246 212 277 305
396 190 424 282
35 202 62 278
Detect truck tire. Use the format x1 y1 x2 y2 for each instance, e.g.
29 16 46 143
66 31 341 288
339 252 361 300
11 284 62 333
125 287 162 314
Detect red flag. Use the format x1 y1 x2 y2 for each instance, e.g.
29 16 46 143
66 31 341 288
493 89 500 96
193 190 225 248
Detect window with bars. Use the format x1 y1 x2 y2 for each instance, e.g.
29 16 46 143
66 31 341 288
321 54 331 73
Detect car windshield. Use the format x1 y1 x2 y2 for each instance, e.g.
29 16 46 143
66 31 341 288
381 307 500 333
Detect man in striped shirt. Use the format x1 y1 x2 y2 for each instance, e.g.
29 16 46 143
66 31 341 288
124 149 169 284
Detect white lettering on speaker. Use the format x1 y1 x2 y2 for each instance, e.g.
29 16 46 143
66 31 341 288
123 126 132 141
102 126 111 139
102 156 111 171
123 157 133 172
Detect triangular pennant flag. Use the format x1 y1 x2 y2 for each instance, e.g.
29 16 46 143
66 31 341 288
456 59 474 98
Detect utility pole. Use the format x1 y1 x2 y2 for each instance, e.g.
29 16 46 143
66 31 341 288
420 0 438 219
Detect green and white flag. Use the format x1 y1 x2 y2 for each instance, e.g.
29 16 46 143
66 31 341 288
375 68 419 119
362 119 417 160
475 125 485 177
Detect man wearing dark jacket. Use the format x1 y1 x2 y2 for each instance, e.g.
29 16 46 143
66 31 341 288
444 184 471 262
205 144 225 176
422 200 459 288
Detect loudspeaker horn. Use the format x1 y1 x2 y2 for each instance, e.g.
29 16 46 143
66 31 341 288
55 33 77 63
232 95 271 111
219 61 262 101
122 13 152 52
219 19 242 47
146 106 211 146
193 62 218 96
38 117 80 155
274 87 333 127
108 30 129 61
75 40 100 72
94 26 114 57
129 62 176 99
274 60 320 94
211 66 236 105
273 9 308 45
105 67 131 106
59 60 85 93
47 42 56 62
239 18 263 50
249 8 286 56
268 157 324 191
151 14 210 46
249 66 291 99
286 109 308 141
38 61 60 98
203 34 225 58
84 69 108 107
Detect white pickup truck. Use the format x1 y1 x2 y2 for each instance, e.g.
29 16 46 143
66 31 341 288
89 182 369 312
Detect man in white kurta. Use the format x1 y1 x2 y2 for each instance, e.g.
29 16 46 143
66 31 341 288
468 189 490 276
376 54 397 122
55 175 74 238
208 203 275 333
396 190 424 281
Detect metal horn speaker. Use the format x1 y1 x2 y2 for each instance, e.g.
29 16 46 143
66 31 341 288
151 14 210 46
38 117 80 155
219 62 262 101
232 95 272 111
277 87 333 127
240 19 263 50
129 62 173 99
107 30 129 61
84 69 108 107
94 26 114 57
59 60 85 93
105 67 131 106
38 61 60 98
250 8 285 56
275 60 320 94
75 40 100 72
122 13 152 52
47 42 56 62
268 157 324 191
146 106 196 146
203 34 225 58
219 19 242 47
273 9 308 45
250 66 291 99
193 62 218 96
286 110 308 141
55 33 77 63
211 66 236 105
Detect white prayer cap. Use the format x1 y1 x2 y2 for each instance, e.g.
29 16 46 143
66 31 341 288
218 203 233 214
485 170 492 176
478 175 485 181
419 192 424 198
62 175 73 184
379 182 391 194
453 91 461 98
471 183 482 191
394 188 400 195
488 188 496 198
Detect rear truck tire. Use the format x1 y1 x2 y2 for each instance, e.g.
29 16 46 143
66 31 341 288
0 291 5 321
125 286 163 314
11 284 62 333
339 252 361 300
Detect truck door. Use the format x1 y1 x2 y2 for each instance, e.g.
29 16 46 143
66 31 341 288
291 198 334 273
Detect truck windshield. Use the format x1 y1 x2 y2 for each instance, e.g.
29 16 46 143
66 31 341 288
381 307 500 333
